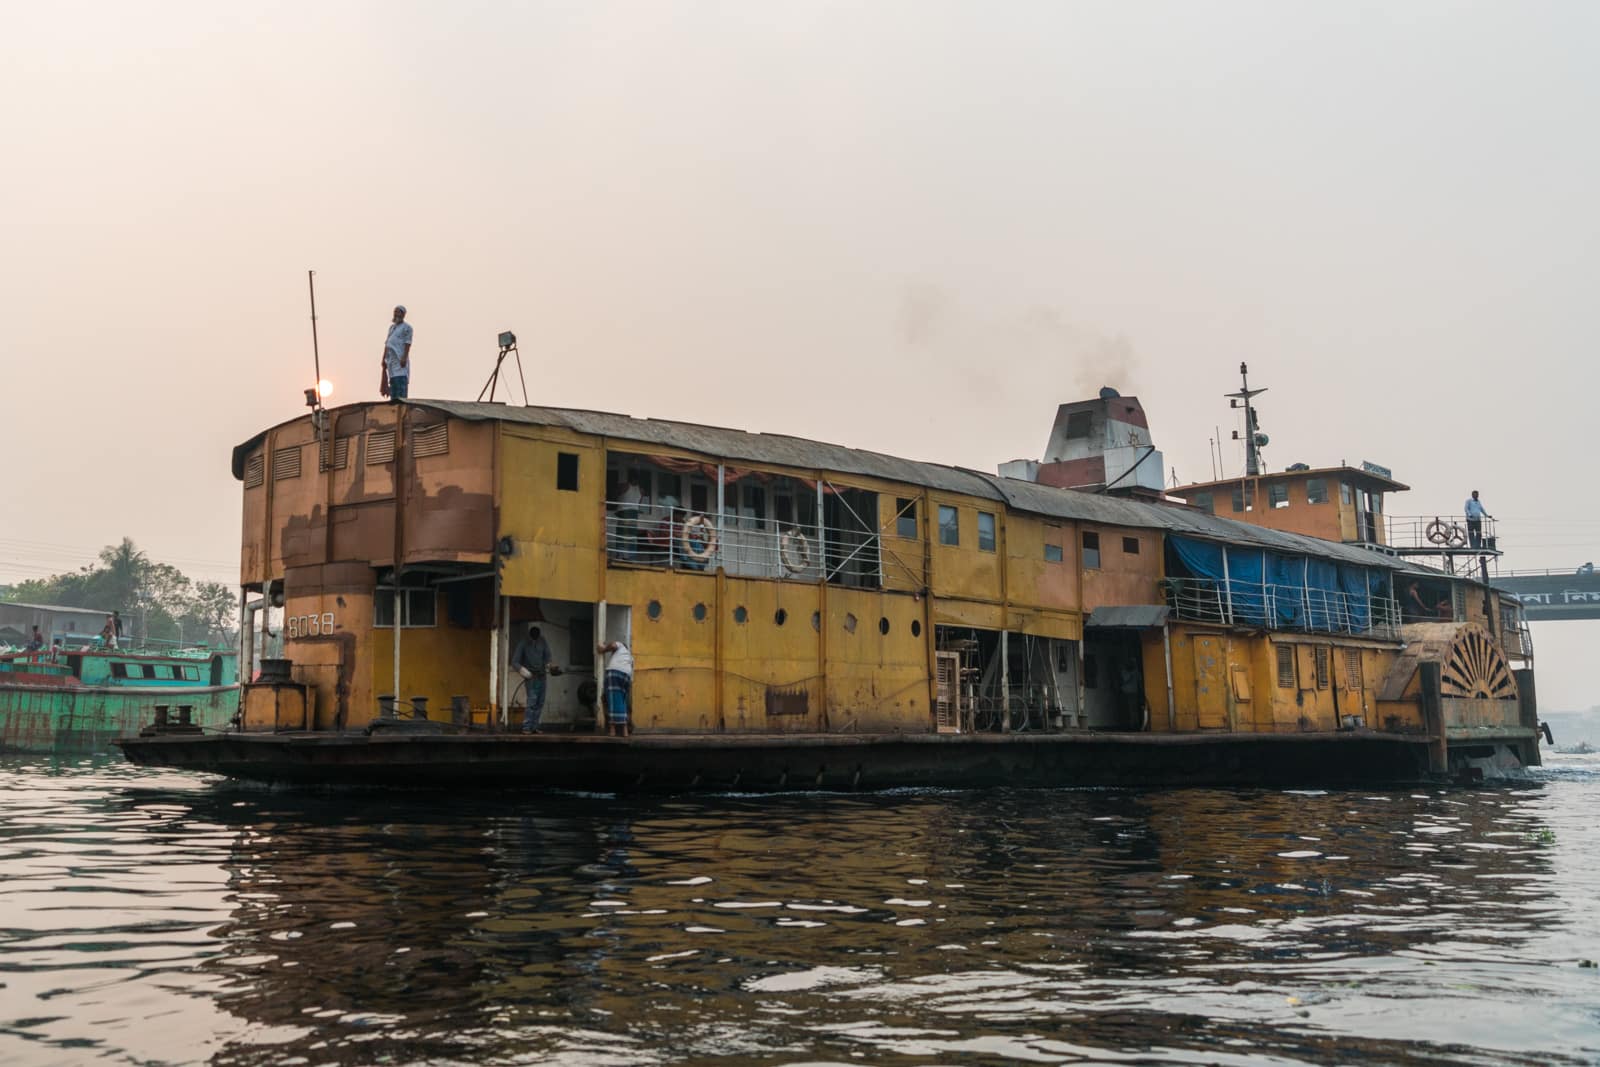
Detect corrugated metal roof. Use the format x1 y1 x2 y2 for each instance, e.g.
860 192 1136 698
236 400 1442 577
1086 605 1171 629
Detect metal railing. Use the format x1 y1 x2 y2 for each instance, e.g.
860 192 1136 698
1162 577 1402 640
605 504 895 586
1386 514 1499 553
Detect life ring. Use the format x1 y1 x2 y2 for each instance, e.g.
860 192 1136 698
1446 523 1468 548
679 514 718 562
1425 518 1450 545
780 529 812 573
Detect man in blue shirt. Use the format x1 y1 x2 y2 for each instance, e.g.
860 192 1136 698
380 305 413 401
1463 490 1492 549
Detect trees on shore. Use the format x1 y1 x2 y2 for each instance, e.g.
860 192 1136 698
3 538 235 648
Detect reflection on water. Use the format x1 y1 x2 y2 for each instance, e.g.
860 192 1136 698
1 756 1598 1066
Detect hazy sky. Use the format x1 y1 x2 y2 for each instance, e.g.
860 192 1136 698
4 2 1598 705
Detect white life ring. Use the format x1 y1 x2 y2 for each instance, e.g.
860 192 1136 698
680 514 718 562
1425 518 1450 545
780 529 812 573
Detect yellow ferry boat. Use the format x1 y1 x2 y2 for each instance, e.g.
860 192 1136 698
115 376 1540 788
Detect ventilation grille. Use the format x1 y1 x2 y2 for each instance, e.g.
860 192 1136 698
319 436 351 472
271 446 302 482
367 429 396 465
1314 646 1330 689
412 423 449 458
1276 646 1295 688
1343 649 1363 690
243 454 265 489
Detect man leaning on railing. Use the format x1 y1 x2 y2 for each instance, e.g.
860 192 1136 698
1464 490 1492 550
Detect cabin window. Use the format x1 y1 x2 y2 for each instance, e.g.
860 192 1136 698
1192 492 1213 513
1082 531 1101 569
1452 585 1467 621
374 588 438 628
1231 483 1254 512
1122 536 1139 555
181 666 199 681
556 452 579 492
1269 483 1290 509
1044 543 1063 563
110 662 127 679
1306 478 1328 504
775 493 793 526
1064 411 1093 439
1370 492 1384 514
938 505 959 546
1314 646 1331 689
127 664 146 679
1276 646 1295 688
1340 481 1354 505
977 512 996 552
740 484 767 530
690 482 710 513
895 498 918 539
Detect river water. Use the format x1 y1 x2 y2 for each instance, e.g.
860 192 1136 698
1 756 1597 1067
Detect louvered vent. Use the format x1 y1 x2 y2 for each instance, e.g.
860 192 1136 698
1343 649 1363 690
319 436 351 472
243 454 265 489
412 423 449 458
367 429 396 465
271 446 302 481
1314 646 1330 689
1276 645 1295 688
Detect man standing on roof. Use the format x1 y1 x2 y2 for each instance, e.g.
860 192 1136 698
380 305 413 401
1463 490 1492 549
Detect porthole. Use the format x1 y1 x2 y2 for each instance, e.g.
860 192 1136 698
733 605 748 624
693 602 707 622
774 608 788 626
911 620 922 638
646 599 662 621
879 617 890 635
843 613 857 634
811 611 821 632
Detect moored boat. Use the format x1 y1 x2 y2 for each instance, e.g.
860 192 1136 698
2 646 238 753
116 370 1540 789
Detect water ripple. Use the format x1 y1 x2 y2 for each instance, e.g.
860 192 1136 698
0 754 1597 1065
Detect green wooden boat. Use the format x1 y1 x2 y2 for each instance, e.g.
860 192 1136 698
0 647 238 753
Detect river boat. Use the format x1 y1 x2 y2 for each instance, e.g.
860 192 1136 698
1 646 238 753
115 372 1541 789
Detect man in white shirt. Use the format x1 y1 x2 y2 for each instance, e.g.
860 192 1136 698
380 305 413 401
1463 490 1491 549
597 639 634 737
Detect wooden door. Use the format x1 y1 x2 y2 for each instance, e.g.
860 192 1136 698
1191 635 1229 729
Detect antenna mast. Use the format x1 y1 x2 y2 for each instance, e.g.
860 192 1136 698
308 270 322 389
1225 362 1268 477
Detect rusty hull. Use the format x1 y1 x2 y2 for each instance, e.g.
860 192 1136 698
115 729 1431 791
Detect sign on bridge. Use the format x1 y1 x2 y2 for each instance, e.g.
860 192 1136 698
1495 572 1600 621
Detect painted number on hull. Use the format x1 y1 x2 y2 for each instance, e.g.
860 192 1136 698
286 613 336 638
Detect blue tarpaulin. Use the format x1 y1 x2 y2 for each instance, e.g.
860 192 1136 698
1168 536 1385 634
